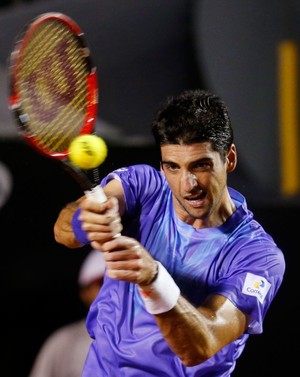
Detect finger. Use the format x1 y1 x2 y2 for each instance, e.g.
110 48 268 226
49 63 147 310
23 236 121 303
102 236 138 253
80 197 109 213
106 196 119 213
90 240 105 251
79 204 121 225
106 268 139 283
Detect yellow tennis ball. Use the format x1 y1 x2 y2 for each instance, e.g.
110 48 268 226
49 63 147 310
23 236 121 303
69 134 108 169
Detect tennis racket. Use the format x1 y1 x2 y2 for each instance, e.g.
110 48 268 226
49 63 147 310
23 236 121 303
7 12 107 202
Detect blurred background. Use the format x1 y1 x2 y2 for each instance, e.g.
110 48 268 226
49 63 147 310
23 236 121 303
0 0 297 375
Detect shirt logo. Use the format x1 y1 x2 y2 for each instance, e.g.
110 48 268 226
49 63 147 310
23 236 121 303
242 273 271 303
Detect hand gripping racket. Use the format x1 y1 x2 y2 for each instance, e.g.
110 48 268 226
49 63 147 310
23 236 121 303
7 12 107 203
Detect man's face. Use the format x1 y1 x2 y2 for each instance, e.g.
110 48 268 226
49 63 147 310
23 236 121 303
160 142 235 228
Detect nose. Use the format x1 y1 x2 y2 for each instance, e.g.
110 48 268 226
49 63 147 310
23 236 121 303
182 171 198 191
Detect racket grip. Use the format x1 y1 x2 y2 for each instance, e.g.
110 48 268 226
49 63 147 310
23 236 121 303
84 186 121 238
84 186 107 203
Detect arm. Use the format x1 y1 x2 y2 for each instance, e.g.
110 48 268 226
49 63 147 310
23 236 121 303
53 179 125 248
100 236 250 367
53 199 83 248
155 294 249 366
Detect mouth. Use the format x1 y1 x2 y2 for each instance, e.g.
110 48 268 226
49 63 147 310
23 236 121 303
184 190 207 208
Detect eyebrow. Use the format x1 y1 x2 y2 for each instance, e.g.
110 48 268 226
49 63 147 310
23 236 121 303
162 156 213 163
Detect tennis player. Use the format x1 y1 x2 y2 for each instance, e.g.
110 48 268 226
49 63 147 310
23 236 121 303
54 89 285 376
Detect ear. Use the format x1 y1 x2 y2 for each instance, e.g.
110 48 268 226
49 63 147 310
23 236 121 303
226 144 237 173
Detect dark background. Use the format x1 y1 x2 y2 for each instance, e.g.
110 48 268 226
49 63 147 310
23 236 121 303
0 0 298 376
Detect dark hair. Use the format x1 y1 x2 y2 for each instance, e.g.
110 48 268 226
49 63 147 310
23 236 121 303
151 89 234 161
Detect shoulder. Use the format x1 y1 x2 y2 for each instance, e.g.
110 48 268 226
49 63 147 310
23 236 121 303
107 164 161 181
107 164 165 195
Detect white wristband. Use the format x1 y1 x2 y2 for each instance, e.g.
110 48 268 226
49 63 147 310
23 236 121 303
138 262 180 314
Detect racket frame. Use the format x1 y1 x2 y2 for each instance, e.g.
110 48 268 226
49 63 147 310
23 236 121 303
8 12 98 159
7 12 103 193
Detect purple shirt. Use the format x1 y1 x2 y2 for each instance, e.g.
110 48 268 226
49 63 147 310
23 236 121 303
82 164 285 376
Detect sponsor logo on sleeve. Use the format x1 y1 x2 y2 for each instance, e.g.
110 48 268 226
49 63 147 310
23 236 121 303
242 273 271 303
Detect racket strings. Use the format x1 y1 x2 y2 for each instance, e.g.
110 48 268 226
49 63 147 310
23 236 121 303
16 20 90 153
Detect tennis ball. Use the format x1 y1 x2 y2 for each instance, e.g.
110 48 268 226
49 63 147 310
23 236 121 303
69 134 108 169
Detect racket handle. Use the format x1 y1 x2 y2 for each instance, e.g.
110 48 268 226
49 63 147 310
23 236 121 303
84 186 107 203
84 186 121 238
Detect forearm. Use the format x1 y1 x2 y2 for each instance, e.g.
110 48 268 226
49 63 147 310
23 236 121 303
154 296 218 366
53 201 82 248
138 263 216 366
138 263 248 367
154 294 248 367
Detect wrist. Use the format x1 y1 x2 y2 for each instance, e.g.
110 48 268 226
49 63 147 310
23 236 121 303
71 208 89 245
148 261 159 285
138 262 180 315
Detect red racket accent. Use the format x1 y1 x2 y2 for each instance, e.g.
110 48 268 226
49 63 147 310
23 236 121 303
7 12 109 198
8 12 98 160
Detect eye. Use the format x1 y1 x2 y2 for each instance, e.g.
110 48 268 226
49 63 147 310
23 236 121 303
162 162 179 172
192 161 211 171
